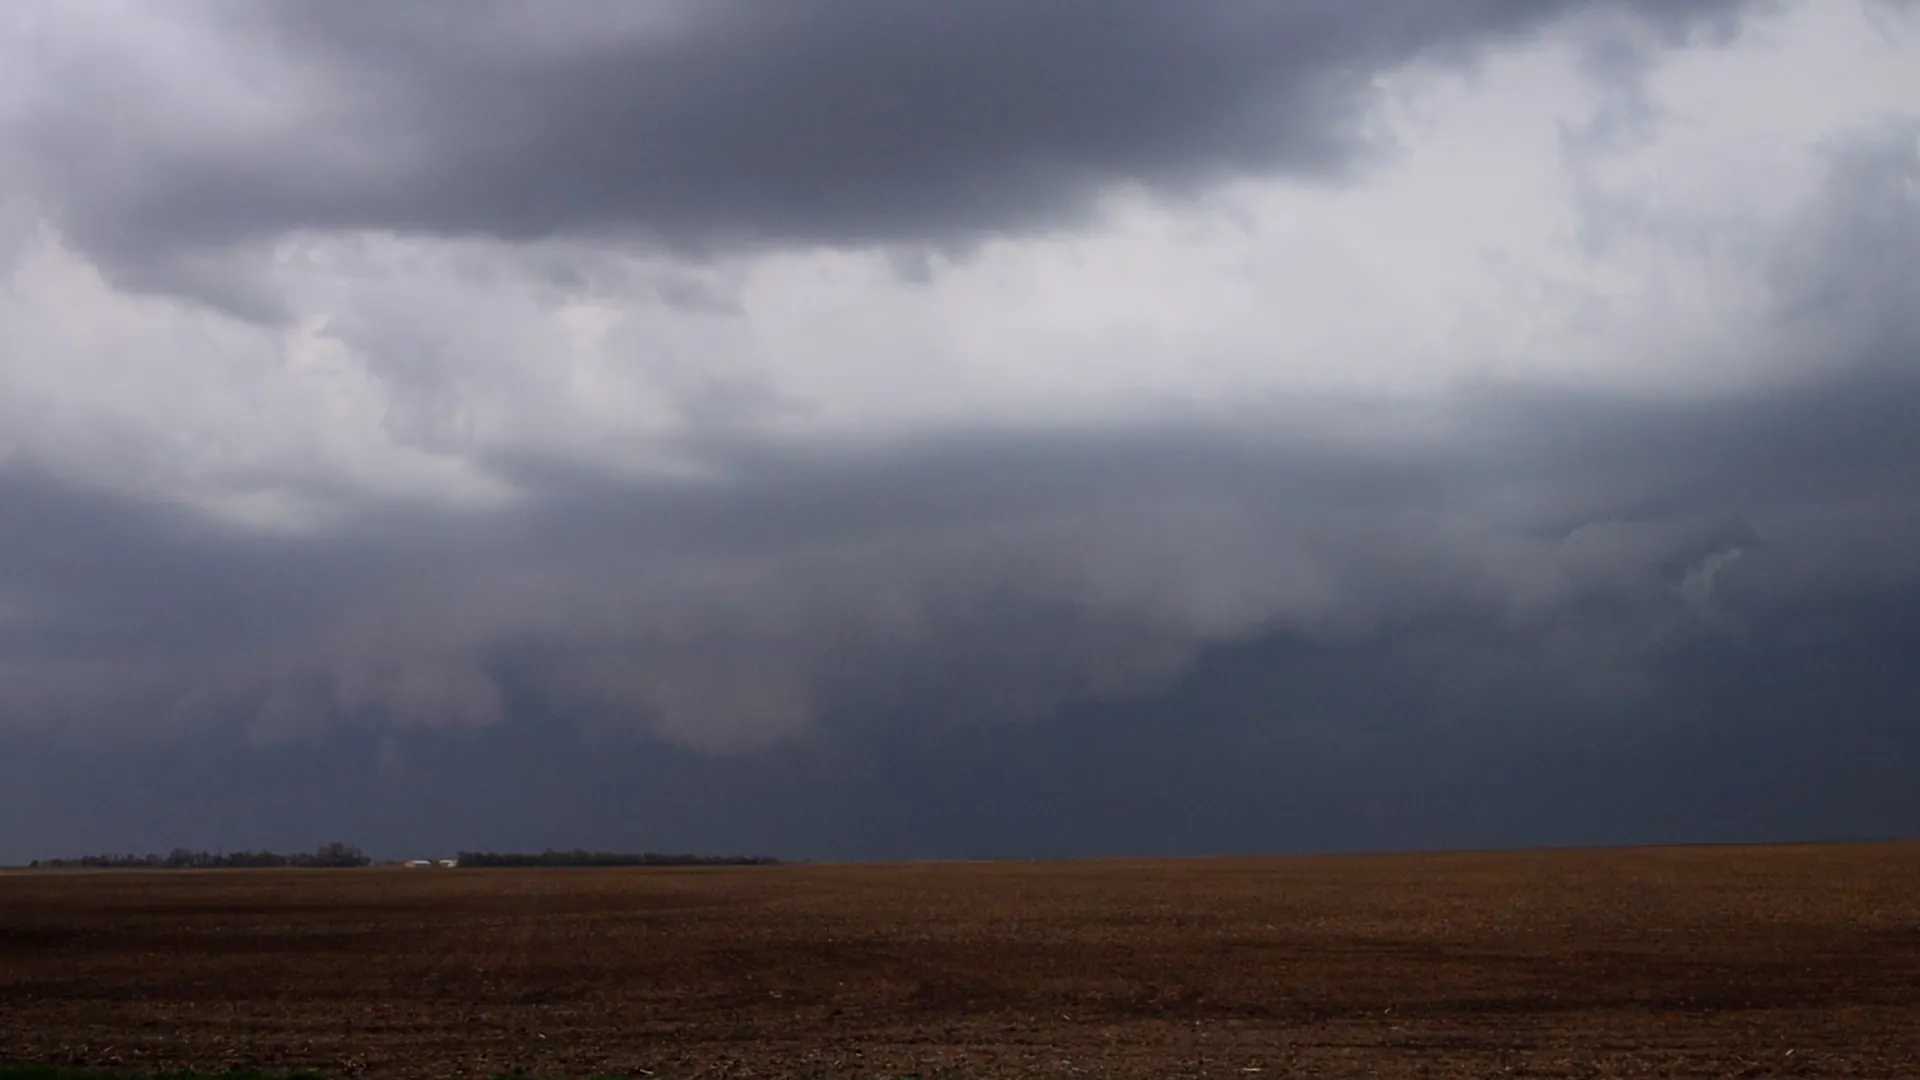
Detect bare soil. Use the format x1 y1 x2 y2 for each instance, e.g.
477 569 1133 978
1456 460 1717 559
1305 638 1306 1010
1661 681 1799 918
3 844 1918 1078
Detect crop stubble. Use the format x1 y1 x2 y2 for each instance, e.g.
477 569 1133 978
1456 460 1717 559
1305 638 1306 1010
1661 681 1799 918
2 844 1918 1078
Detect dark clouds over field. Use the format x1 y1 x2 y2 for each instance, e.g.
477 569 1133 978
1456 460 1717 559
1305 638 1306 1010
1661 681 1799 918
1 1 1918 862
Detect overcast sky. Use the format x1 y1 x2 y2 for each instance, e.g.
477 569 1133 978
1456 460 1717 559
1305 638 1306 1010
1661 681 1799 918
2 0 1918 862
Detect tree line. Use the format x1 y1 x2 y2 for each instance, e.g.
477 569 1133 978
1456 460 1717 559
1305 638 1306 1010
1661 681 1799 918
25 844 779 869
455 850 780 868
29 841 371 869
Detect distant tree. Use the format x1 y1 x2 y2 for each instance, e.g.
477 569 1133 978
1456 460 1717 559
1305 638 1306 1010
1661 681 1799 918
308 841 372 868
34 843 373 869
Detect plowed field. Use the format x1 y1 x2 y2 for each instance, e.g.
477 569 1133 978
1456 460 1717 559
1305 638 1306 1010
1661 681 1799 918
4 845 1919 1078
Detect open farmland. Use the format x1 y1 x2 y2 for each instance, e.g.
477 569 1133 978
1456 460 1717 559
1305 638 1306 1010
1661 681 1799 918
3 845 1919 1079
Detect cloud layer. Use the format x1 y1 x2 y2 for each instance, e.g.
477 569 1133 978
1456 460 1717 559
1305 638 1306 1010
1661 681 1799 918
18 1 1760 298
1 0 1918 855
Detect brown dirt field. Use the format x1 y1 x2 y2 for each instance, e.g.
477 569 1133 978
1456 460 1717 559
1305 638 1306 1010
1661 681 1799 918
2 845 1919 1079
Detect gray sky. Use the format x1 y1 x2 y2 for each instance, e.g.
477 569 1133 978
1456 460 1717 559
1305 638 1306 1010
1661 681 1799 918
1 0 1918 861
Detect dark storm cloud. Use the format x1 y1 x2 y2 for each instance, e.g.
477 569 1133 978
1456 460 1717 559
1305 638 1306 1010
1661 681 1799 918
4 354 1920 856
17 0 1759 306
5 352 1919 746
3 116 1915 763
3 11 1917 860
6 579 1918 866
